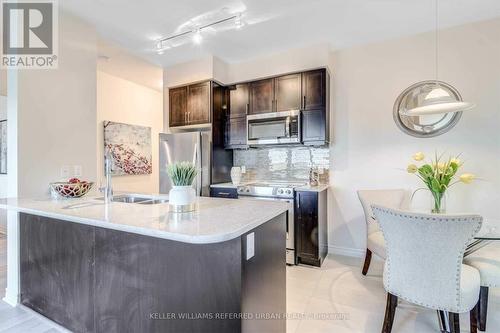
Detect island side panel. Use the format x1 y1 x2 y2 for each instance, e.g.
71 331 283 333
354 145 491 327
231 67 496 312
241 213 287 333
94 228 242 333
20 213 96 333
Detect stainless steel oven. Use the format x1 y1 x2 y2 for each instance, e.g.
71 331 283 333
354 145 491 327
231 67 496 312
237 181 305 265
238 195 296 265
247 110 300 146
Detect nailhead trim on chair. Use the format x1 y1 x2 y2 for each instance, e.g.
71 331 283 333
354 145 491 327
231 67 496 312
372 206 482 313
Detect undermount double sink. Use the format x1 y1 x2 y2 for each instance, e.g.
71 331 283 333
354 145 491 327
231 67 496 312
96 194 168 205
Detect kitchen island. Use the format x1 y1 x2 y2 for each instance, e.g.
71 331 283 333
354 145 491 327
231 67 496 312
0 195 288 333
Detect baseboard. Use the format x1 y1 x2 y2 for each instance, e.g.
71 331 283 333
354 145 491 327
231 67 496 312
2 288 18 307
328 245 365 258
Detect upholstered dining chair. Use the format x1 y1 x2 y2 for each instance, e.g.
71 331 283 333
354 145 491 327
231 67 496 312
357 189 409 275
464 243 500 333
372 205 482 333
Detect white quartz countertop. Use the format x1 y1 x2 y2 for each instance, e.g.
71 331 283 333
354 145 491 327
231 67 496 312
211 182 330 193
0 194 288 244
295 184 329 192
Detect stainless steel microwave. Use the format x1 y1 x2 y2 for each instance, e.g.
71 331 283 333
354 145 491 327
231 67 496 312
247 110 301 146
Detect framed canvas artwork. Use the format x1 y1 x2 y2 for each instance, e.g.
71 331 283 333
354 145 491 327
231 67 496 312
103 121 152 175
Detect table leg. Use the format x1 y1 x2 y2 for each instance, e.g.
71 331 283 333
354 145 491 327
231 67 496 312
437 310 450 332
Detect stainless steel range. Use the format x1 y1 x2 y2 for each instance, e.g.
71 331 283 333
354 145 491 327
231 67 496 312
237 181 306 265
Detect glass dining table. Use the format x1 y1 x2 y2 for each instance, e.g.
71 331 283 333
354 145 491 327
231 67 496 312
465 226 500 257
437 226 500 332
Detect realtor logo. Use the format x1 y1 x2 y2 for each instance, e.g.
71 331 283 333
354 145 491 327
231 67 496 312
1 0 58 69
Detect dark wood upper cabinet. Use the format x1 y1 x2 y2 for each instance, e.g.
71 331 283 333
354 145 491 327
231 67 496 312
187 81 211 125
226 117 247 148
168 81 211 128
168 68 329 147
302 109 327 145
302 69 326 110
169 86 188 127
229 83 249 118
249 79 274 114
275 74 302 112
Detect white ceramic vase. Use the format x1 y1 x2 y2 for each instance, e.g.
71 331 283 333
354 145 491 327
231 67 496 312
231 167 242 185
169 185 196 212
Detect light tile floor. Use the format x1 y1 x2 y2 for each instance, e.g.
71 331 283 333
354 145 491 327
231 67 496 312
286 254 500 333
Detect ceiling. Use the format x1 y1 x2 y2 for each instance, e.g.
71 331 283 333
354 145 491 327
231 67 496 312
61 0 500 68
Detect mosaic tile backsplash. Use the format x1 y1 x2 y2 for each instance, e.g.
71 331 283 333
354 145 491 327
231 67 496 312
233 146 330 184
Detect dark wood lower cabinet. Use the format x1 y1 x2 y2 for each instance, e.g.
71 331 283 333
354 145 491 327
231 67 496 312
20 212 286 333
94 228 241 333
20 214 95 333
295 190 328 267
210 187 238 199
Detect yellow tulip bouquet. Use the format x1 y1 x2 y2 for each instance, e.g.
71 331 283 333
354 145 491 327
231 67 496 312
407 152 475 213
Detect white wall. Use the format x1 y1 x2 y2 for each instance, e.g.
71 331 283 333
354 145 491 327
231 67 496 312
97 39 163 92
0 95 6 234
0 70 6 97
97 71 163 193
226 43 331 83
330 18 500 255
15 12 98 197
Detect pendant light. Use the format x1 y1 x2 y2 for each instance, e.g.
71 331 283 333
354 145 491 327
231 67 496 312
400 0 474 116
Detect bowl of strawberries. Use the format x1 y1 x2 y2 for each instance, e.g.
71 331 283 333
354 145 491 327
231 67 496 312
50 178 94 198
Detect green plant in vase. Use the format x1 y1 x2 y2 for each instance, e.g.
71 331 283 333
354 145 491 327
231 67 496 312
166 162 198 213
166 162 197 186
407 152 476 213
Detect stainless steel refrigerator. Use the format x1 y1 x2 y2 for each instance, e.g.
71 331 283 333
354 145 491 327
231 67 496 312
159 130 232 197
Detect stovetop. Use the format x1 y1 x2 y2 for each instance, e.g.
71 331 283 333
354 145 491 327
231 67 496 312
237 181 307 199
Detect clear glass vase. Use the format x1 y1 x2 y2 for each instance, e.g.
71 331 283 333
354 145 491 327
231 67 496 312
430 191 447 214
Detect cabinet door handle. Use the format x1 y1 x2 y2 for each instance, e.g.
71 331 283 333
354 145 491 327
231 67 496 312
188 112 190 123
246 103 249 115
297 193 300 209
185 112 187 123
303 96 306 109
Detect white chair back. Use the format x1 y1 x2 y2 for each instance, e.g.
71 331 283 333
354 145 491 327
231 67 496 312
358 189 408 235
372 205 482 312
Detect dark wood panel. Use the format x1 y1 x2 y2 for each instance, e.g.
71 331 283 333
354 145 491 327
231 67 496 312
241 213 286 333
226 117 247 148
94 228 242 333
169 86 188 127
302 69 326 110
296 191 320 264
229 84 249 118
302 109 326 145
275 74 301 112
210 187 238 199
188 81 211 125
20 213 287 333
20 213 95 333
212 84 234 186
249 79 274 114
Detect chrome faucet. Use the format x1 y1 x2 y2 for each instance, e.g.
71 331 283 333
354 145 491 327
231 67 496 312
100 148 114 203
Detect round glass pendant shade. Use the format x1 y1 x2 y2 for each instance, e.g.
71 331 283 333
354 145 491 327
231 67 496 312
399 82 475 116
393 81 470 138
